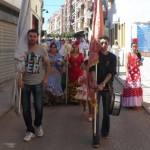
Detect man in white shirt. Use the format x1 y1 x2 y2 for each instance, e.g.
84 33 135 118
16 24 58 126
59 40 66 58
79 37 89 57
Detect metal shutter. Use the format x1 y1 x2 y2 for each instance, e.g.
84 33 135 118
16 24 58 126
0 21 16 83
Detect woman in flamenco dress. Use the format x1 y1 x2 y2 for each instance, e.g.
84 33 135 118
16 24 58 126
122 38 143 108
67 42 84 104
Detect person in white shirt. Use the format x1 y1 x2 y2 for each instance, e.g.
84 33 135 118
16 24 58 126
59 40 66 58
79 37 89 57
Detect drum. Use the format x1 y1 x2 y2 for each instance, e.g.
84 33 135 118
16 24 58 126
110 92 122 116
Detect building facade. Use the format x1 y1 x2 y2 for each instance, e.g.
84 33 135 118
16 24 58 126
0 0 20 83
47 0 107 40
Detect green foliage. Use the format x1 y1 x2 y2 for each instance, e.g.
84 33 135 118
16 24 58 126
45 31 75 38
61 31 75 38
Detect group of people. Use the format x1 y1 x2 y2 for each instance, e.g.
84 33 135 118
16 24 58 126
17 29 143 148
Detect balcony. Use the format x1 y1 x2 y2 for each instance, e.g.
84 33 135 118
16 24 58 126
84 18 90 28
80 15 84 20
76 2 84 9
72 0 76 4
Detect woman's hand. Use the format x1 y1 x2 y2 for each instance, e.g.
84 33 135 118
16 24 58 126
68 63 71 68
57 60 62 66
137 61 143 67
80 76 86 84
91 82 98 91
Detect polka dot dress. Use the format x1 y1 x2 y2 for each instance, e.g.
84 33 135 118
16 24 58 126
122 52 143 107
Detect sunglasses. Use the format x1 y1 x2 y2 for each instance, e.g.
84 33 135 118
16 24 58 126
100 42 108 45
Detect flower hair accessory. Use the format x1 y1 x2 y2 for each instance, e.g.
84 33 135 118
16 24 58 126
74 40 80 46
132 38 138 44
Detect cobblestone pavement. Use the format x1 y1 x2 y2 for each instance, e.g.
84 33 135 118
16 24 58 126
0 78 150 150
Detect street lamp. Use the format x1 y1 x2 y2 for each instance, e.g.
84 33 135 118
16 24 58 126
42 9 49 13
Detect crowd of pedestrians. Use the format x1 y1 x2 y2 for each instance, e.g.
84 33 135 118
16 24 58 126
17 29 143 148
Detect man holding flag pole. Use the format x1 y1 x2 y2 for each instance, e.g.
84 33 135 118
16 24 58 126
88 0 117 148
13 0 50 141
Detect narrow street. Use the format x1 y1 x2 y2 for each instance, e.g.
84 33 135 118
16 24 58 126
0 79 150 150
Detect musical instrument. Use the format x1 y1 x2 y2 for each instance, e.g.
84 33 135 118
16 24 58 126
110 92 122 116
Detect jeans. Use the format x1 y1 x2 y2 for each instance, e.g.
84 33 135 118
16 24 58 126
21 83 43 133
92 91 111 143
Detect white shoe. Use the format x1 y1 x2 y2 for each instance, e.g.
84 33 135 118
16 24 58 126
35 126 44 137
23 132 36 141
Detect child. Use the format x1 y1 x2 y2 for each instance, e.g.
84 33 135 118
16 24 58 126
75 58 92 122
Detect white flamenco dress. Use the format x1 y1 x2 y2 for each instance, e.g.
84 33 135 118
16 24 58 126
75 70 91 101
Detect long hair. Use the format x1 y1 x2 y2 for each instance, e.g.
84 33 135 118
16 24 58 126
131 42 141 60
48 43 57 53
136 50 141 60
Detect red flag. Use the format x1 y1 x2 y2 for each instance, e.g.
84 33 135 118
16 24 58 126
88 0 104 68
87 0 104 113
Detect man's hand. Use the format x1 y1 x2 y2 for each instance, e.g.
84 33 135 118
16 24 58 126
96 83 104 92
42 78 48 85
18 79 24 89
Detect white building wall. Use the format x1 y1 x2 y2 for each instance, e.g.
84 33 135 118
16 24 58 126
108 0 150 82
108 0 150 51
2 0 21 8
31 0 42 18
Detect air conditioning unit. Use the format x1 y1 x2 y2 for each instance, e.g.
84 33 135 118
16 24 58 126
112 14 119 24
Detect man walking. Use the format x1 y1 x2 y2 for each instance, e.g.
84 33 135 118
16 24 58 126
89 35 117 148
18 29 50 141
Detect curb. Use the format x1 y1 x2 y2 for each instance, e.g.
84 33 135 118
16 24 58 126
142 102 150 114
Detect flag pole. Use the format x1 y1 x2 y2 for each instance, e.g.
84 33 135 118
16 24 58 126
94 64 97 135
18 73 22 115
65 55 68 104
65 39 70 104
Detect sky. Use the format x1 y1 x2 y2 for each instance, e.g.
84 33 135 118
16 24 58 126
42 0 65 30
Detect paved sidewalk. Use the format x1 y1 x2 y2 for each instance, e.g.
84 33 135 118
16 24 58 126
0 79 13 118
116 65 150 114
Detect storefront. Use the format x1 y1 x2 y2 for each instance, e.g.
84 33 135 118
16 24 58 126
0 4 19 83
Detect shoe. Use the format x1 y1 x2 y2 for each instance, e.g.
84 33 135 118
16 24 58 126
101 133 109 139
88 116 92 122
35 126 44 137
23 132 36 141
93 141 100 148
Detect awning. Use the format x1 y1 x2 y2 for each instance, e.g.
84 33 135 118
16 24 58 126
73 30 84 38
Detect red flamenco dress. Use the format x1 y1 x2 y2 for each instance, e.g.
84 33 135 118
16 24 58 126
67 53 84 104
122 52 143 107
